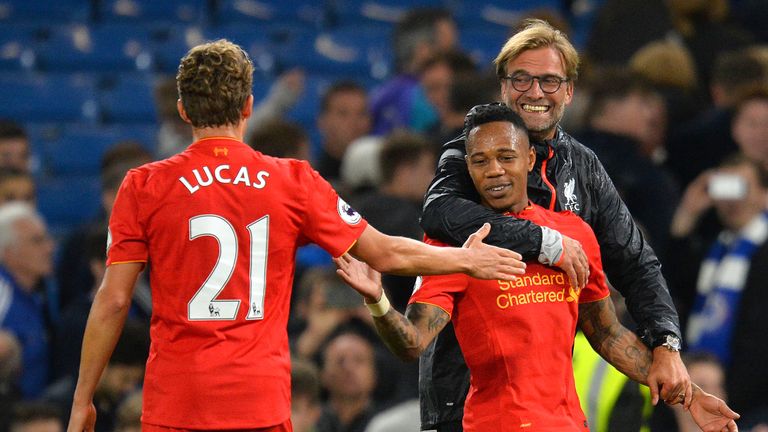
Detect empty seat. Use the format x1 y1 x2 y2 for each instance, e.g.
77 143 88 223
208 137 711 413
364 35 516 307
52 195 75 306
0 0 92 24
0 73 100 123
35 24 154 73
215 0 326 28
100 0 207 24
37 175 102 235
100 74 158 123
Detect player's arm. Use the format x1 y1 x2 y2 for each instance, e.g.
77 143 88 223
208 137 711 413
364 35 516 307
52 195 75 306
348 222 525 281
420 143 588 287
68 263 142 432
334 255 449 362
578 298 740 432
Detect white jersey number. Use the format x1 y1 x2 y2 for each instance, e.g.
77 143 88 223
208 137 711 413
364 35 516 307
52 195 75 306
187 215 268 321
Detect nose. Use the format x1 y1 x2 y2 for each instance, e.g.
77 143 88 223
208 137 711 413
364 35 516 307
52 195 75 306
525 78 545 98
486 158 504 176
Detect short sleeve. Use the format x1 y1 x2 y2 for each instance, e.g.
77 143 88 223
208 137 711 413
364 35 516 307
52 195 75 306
407 238 469 317
107 170 149 266
300 164 368 257
576 220 610 304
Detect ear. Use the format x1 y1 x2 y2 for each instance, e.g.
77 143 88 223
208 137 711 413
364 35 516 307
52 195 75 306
563 80 574 106
528 145 536 172
176 99 192 124
242 94 254 119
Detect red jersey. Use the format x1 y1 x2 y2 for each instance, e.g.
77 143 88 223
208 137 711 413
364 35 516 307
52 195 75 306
410 203 609 432
107 138 367 429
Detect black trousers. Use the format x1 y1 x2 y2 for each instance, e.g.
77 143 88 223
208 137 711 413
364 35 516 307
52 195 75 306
435 420 462 432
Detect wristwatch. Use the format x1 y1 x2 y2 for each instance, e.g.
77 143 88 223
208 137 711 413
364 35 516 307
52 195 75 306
656 334 682 352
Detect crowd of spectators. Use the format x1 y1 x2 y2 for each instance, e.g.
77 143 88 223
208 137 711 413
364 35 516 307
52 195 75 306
1 1 768 431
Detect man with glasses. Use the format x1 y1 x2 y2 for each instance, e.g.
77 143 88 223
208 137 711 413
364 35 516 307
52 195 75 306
419 19 690 432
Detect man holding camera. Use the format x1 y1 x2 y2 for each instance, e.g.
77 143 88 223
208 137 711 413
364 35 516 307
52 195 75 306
670 153 768 423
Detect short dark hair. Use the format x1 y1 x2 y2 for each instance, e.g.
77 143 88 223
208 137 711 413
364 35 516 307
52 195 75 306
449 72 499 114
420 49 476 76
319 81 367 113
248 120 308 159
291 358 320 404
0 120 27 141
463 103 529 140
379 131 432 185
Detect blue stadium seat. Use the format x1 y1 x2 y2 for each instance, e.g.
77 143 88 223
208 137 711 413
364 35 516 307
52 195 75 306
40 124 157 177
215 0 327 28
0 25 40 71
37 175 102 235
452 0 565 31
0 0 92 24
35 24 154 73
0 73 100 123
100 75 158 123
278 27 392 79
100 0 207 24
460 29 510 68
332 0 447 27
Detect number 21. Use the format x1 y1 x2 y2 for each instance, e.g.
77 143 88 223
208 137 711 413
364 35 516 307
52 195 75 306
187 214 268 321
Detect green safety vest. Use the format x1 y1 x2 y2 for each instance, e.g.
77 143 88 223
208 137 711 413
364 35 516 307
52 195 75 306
573 332 653 432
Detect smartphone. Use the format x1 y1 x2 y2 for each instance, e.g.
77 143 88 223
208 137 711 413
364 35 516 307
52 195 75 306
708 173 747 200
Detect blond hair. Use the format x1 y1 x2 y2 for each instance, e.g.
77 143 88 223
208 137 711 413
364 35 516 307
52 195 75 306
494 18 580 81
630 40 698 91
176 39 253 128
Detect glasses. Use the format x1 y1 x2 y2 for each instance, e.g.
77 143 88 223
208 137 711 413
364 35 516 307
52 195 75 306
503 73 569 94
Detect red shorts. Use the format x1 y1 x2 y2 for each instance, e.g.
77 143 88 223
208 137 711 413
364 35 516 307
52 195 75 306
142 420 292 432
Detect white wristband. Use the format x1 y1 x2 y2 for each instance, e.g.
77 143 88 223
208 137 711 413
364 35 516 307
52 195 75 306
365 292 391 317
538 226 564 265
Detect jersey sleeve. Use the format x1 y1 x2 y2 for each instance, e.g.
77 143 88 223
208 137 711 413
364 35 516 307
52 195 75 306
300 163 368 257
107 170 149 266
574 218 610 303
407 238 469 317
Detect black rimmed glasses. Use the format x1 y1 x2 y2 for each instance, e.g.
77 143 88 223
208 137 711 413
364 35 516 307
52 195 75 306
502 73 569 94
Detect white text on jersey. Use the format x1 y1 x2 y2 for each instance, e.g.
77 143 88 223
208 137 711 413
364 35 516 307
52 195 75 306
179 165 270 194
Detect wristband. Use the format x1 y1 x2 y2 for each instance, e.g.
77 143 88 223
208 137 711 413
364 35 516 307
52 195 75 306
365 292 391 317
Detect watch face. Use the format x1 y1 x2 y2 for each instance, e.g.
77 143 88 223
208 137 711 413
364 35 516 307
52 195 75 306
665 335 681 350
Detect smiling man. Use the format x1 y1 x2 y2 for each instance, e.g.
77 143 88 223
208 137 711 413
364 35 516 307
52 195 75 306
418 19 689 432
336 103 739 432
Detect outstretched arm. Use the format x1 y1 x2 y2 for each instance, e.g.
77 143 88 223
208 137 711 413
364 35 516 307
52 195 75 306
349 223 526 281
578 297 739 431
334 255 450 362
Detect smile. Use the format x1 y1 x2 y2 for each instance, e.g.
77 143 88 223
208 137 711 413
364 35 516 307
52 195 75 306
521 104 549 113
486 183 511 196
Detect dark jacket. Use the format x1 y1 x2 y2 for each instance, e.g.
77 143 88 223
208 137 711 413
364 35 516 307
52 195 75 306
418 127 681 428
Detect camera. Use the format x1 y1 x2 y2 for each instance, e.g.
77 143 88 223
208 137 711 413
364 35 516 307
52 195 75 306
708 173 747 200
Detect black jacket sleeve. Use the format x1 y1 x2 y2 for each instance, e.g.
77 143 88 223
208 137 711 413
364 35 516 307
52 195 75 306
589 157 682 343
420 139 542 261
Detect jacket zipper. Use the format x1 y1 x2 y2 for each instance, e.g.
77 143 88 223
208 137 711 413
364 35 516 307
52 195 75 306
541 145 557 210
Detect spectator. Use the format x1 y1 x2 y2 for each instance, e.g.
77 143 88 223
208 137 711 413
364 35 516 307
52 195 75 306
676 153 768 421
668 49 768 187
0 202 54 399
369 8 457 135
0 330 22 431
0 168 35 206
419 50 476 134
577 67 680 256
353 132 435 310
291 359 322 432
732 86 768 171
317 330 378 432
113 390 142 432
55 141 152 314
248 119 310 160
9 402 62 432
0 121 31 173
316 81 372 183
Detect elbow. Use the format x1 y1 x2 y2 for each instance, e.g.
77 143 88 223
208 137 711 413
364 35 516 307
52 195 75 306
396 347 424 363
93 288 132 316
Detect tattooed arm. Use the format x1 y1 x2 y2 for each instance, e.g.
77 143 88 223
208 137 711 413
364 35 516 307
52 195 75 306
373 302 450 362
578 297 741 431
333 254 450 362
577 297 652 384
